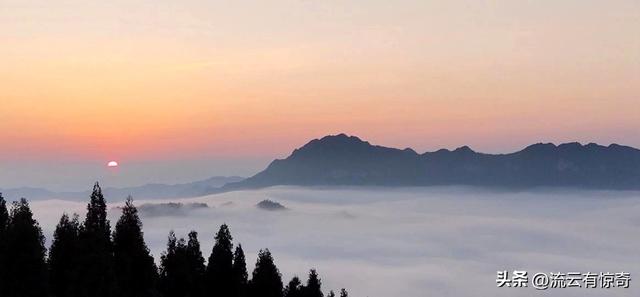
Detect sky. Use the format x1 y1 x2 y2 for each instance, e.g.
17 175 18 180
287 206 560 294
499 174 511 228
1 0 639 189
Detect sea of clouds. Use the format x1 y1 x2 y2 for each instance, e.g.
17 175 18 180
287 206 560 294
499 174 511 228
29 186 640 297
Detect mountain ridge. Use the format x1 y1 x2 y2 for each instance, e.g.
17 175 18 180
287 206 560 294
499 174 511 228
4 134 640 200
0 176 244 201
223 134 640 190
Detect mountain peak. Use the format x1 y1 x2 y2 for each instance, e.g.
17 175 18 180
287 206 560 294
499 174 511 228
454 146 475 153
319 133 366 143
518 143 564 155
522 142 557 151
290 133 371 157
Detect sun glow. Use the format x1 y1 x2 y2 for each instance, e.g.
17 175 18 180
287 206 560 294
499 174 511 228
107 161 119 167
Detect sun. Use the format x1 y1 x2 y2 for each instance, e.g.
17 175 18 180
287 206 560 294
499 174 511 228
107 161 119 167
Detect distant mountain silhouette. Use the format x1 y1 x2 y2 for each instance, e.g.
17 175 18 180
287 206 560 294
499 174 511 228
0 176 244 201
100 176 244 200
222 134 640 190
4 135 640 201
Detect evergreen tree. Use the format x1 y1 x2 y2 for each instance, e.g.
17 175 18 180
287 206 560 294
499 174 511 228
206 224 234 296
112 197 158 297
49 213 81 297
160 230 206 297
77 182 114 297
159 231 184 297
0 186 350 297
326 291 335 297
0 193 7 235
339 288 348 297
284 276 303 297
0 193 8 296
186 231 206 297
248 249 283 297
160 231 206 297
302 269 323 297
4 198 48 297
232 244 249 297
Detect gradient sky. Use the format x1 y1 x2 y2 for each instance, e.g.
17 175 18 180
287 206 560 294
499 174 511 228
1 0 639 190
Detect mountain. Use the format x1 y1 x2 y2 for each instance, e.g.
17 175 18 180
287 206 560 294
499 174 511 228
100 176 244 200
223 134 640 190
4 135 639 200
0 176 244 201
0 187 60 201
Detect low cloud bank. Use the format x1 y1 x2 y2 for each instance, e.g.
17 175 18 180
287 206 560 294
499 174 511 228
28 186 640 297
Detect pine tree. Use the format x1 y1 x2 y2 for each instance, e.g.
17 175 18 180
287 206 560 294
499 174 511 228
248 249 283 297
206 224 234 296
302 269 323 297
159 231 183 297
77 182 114 297
112 196 158 297
284 276 303 297
159 231 206 297
339 288 348 297
0 193 7 235
4 198 48 297
186 231 206 297
232 244 249 297
0 193 8 296
49 213 81 297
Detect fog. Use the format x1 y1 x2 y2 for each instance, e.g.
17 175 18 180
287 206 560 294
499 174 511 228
0 158 265 191
28 186 640 297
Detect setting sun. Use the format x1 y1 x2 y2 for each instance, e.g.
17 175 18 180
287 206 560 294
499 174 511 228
107 161 119 167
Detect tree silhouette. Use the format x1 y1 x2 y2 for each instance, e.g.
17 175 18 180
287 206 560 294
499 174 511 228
248 249 283 297
284 276 304 297
0 184 350 297
159 231 183 297
302 269 323 297
206 224 235 296
0 193 7 235
0 193 8 296
159 231 205 297
77 182 114 297
112 197 158 297
339 288 348 297
326 291 335 297
4 198 48 297
232 244 249 297
49 213 81 297
186 231 206 297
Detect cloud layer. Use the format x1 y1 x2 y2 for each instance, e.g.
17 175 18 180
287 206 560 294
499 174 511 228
28 186 640 297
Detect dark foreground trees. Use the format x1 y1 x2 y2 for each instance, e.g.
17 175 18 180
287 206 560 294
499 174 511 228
284 269 351 297
3 199 48 297
284 276 304 297
49 213 80 297
0 193 8 296
232 244 249 297
0 184 350 297
77 182 115 297
206 224 235 296
113 197 158 297
249 249 284 297
159 231 206 297
303 269 323 297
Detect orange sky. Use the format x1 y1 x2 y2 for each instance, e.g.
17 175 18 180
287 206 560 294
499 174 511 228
1 0 639 165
